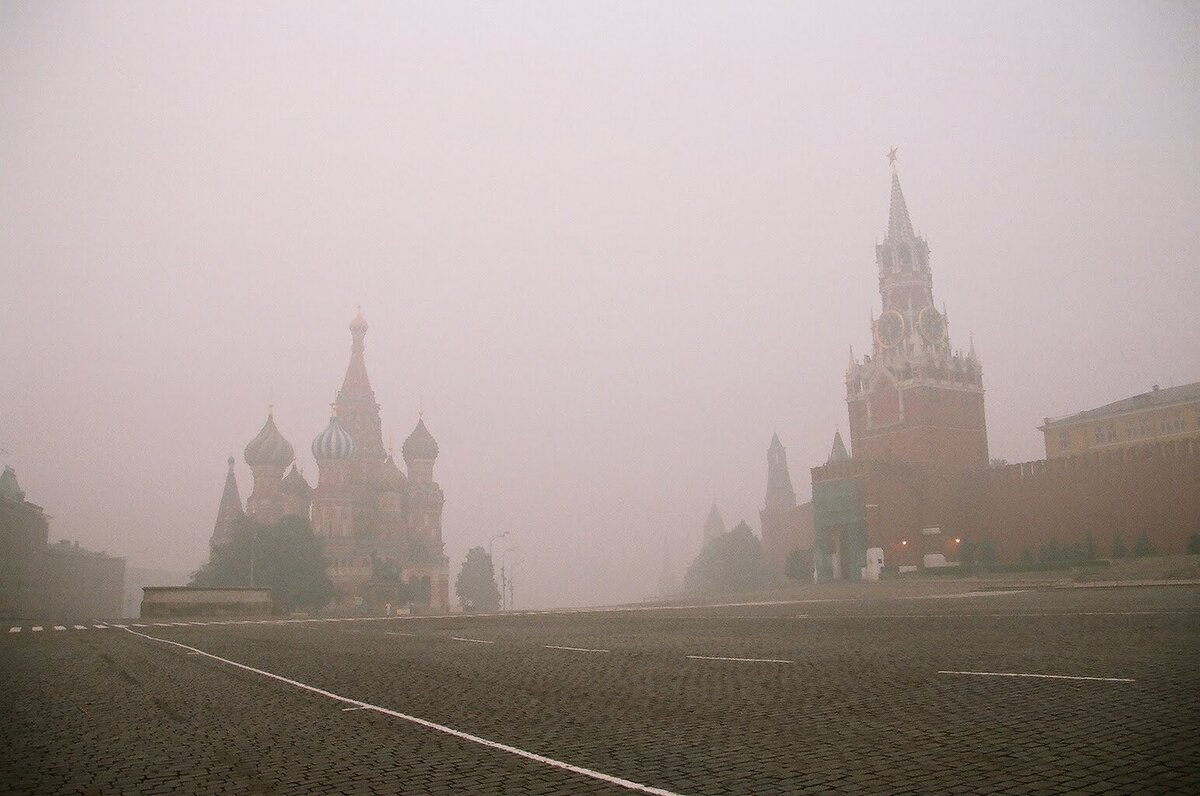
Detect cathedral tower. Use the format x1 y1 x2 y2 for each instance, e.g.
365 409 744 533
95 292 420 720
336 310 387 465
211 456 243 548
243 411 295 524
845 153 988 473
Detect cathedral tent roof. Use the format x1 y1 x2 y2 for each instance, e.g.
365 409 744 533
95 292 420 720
886 167 916 242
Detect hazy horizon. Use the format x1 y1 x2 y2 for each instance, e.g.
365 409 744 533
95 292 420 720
2 2 1198 608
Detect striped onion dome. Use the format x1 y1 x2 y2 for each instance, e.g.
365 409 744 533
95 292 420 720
244 413 295 468
312 415 355 460
402 417 438 462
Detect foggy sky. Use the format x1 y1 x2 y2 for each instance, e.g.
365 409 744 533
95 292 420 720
2 2 1198 608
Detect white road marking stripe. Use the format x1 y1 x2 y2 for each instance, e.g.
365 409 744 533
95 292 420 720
451 637 495 644
132 623 148 627
342 706 367 711
32 626 43 632
113 624 128 629
8 627 20 633
93 624 108 629
122 628 680 795
544 645 610 654
938 670 1135 683
687 655 793 664
54 625 66 631
385 632 415 637
74 625 88 630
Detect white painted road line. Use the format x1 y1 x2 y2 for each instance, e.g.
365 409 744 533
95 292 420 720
32 626 42 632
544 645 611 654
132 623 148 627
74 625 88 630
385 632 415 637
123 627 681 796
451 637 495 644
8 627 19 633
54 626 66 631
93 624 108 629
686 655 793 664
938 670 1135 683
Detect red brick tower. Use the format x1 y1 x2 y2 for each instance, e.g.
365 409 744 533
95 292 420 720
759 433 811 581
845 155 987 473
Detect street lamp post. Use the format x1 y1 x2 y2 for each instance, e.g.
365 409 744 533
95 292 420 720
488 532 509 566
500 546 518 611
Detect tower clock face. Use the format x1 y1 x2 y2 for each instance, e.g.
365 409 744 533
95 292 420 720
918 306 946 343
876 310 905 348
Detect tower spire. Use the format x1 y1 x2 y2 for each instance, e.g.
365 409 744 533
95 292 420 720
886 151 916 242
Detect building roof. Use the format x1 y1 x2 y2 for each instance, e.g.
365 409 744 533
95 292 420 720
1041 382 1200 428
0 465 25 502
402 417 439 462
244 412 295 468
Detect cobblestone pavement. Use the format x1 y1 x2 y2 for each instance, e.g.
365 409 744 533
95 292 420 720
2 586 1198 794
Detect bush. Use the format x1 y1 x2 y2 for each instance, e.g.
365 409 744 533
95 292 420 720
1188 534 1200 555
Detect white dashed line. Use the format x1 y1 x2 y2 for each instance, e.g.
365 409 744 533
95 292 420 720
74 625 88 630
93 624 108 629
686 655 793 664
132 623 148 627
544 645 610 654
8 627 19 633
123 627 681 795
937 670 1135 683
53 625 66 631
32 626 43 632
451 637 495 644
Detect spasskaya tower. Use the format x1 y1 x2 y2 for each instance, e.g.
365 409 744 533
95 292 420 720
844 150 988 473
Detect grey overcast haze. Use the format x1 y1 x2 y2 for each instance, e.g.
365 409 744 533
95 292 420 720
1 1 1198 609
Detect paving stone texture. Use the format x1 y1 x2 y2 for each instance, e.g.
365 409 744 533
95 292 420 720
1 586 1198 794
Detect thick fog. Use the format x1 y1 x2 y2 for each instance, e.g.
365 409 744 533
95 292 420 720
1 2 1197 608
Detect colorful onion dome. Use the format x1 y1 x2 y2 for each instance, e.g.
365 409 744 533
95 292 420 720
312 415 356 460
377 454 407 491
244 413 295 468
402 417 438 462
280 465 313 496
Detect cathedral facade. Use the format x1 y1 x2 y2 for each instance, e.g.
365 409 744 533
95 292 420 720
211 311 450 609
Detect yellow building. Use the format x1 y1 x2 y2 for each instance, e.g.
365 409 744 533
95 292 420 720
1040 382 1200 459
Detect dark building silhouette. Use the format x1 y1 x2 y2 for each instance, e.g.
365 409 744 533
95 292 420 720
0 466 125 619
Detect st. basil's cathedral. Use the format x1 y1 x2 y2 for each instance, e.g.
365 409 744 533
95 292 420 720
210 310 450 609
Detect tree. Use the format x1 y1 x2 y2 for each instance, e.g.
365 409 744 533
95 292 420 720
1112 536 1128 559
1188 534 1200 555
1133 533 1154 558
684 521 766 596
455 546 500 612
191 514 334 613
784 548 811 583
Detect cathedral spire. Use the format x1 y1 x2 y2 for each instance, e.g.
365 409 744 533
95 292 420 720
211 456 244 548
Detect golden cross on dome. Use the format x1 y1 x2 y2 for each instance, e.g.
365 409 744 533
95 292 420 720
887 146 899 166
